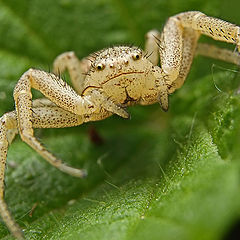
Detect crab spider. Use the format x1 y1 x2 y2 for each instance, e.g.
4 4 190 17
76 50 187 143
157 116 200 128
0 11 240 239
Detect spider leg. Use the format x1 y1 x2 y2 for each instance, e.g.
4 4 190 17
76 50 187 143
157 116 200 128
6 106 88 179
196 43 240 65
0 105 111 239
30 104 112 129
176 11 240 51
32 98 57 107
53 51 92 94
14 69 96 115
168 28 200 93
142 27 199 108
14 69 128 117
3 99 56 146
13 69 127 172
0 114 24 239
159 15 185 83
144 30 161 65
160 11 240 93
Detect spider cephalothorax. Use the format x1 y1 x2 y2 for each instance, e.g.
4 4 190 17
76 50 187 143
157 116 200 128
82 46 168 109
0 11 240 239
82 46 165 106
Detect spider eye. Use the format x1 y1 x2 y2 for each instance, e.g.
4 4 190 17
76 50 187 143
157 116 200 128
96 63 105 70
132 53 141 60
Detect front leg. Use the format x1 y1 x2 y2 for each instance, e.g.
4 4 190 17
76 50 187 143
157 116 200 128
159 11 240 93
12 69 128 176
13 69 129 174
0 116 23 239
196 43 240 65
14 69 128 118
176 11 240 50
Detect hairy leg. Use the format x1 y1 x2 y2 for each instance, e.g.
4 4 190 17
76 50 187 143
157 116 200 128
53 51 92 94
159 16 184 82
160 11 240 92
14 69 128 120
196 43 240 65
0 105 112 239
159 11 240 92
168 28 200 93
176 11 240 50
144 30 161 65
144 28 199 94
0 115 23 239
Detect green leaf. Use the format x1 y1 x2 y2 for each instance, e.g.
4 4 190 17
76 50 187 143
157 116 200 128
0 0 240 239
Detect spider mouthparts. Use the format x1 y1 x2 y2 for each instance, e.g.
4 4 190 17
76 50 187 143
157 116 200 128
160 103 169 112
117 107 130 119
158 92 169 112
123 109 131 119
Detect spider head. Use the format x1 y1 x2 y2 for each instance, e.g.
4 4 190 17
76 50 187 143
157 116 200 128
84 46 159 105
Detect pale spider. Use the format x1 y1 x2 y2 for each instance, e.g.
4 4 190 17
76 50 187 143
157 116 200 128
0 11 240 239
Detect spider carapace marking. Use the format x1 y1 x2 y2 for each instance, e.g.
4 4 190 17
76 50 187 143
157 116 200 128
82 46 167 107
0 11 240 239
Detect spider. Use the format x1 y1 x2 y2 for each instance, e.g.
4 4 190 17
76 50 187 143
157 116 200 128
0 11 240 239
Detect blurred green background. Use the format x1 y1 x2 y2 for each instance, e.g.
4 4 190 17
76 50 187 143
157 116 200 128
0 0 240 239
